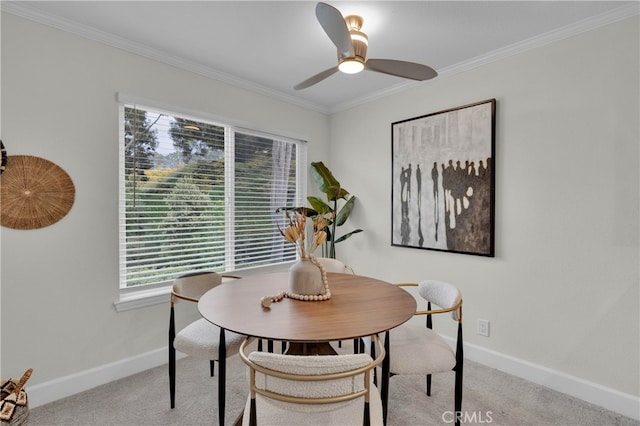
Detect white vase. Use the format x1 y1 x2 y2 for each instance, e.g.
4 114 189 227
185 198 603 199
289 257 323 295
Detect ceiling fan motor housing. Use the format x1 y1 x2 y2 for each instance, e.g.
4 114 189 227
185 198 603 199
339 15 368 64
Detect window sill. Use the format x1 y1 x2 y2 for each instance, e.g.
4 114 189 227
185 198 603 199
113 285 171 312
113 263 293 312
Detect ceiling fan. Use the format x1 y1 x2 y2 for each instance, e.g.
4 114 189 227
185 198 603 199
294 2 438 90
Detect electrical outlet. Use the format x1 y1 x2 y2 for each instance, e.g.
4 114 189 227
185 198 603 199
477 319 490 337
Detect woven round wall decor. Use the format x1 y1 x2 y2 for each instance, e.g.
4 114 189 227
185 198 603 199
0 155 75 229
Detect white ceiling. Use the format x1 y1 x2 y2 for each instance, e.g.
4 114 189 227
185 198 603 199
4 1 638 113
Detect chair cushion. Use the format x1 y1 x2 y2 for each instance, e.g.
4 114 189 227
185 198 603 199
172 272 222 302
317 258 348 274
242 384 383 426
418 280 462 321
173 318 245 360
389 323 456 375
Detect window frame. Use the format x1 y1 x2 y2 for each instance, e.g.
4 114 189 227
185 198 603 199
114 93 307 311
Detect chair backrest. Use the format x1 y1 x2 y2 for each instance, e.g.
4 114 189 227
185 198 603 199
171 271 223 304
240 336 384 425
317 257 355 274
418 280 462 321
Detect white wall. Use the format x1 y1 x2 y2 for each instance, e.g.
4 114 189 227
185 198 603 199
329 14 639 402
1 8 638 420
0 12 328 383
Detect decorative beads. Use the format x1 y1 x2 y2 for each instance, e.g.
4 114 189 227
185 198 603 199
260 254 331 308
261 291 285 308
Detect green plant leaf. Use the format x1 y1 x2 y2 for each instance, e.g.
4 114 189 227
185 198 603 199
334 229 363 244
275 206 319 217
307 196 333 215
310 161 348 201
334 195 356 226
306 161 363 258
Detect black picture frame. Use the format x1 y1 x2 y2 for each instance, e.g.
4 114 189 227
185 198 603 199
391 99 496 257
1 139 6 174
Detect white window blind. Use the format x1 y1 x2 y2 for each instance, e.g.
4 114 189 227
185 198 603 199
119 104 303 288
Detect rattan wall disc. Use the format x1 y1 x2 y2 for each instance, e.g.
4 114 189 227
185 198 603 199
1 155 75 229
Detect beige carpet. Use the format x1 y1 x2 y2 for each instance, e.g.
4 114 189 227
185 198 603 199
27 341 638 426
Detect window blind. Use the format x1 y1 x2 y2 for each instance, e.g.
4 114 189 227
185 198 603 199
119 104 302 288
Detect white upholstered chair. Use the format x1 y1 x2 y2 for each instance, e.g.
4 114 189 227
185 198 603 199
169 271 246 425
387 280 464 426
239 335 385 426
317 257 355 274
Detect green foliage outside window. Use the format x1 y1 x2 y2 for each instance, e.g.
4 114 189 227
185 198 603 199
122 106 299 287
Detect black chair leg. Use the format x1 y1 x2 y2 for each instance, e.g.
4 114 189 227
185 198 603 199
363 401 371 426
353 338 364 353
426 374 432 396
218 328 227 426
454 324 464 426
169 307 176 409
454 365 463 426
381 331 390 426
249 397 257 426
370 337 377 387
210 360 215 377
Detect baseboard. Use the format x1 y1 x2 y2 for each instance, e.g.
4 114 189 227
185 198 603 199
457 339 640 421
28 342 640 421
28 348 185 409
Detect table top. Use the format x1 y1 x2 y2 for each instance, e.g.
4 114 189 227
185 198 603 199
198 271 417 342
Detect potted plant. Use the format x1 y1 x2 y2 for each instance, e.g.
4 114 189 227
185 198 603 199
277 161 362 259
306 161 363 259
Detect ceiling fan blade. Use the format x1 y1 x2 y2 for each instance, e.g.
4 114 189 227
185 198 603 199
315 2 354 57
365 59 438 81
294 66 339 90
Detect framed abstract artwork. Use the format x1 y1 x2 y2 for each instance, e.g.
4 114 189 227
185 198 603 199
391 99 496 257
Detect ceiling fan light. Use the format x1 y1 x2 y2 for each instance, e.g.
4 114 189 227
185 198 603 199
339 59 364 74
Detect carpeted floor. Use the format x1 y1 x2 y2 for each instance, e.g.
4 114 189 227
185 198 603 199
27 340 638 426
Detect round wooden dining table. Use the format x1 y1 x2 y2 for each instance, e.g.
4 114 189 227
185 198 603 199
198 271 416 342
198 270 416 425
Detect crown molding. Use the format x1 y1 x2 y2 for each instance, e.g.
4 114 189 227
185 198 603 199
327 2 640 114
438 2 640 78
3 2 638 116
0 1 332 114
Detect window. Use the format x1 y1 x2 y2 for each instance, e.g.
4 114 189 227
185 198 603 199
119 102 305 289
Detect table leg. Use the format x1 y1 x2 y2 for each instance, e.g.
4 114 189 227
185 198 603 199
370 336 377 387
381 330 390 425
